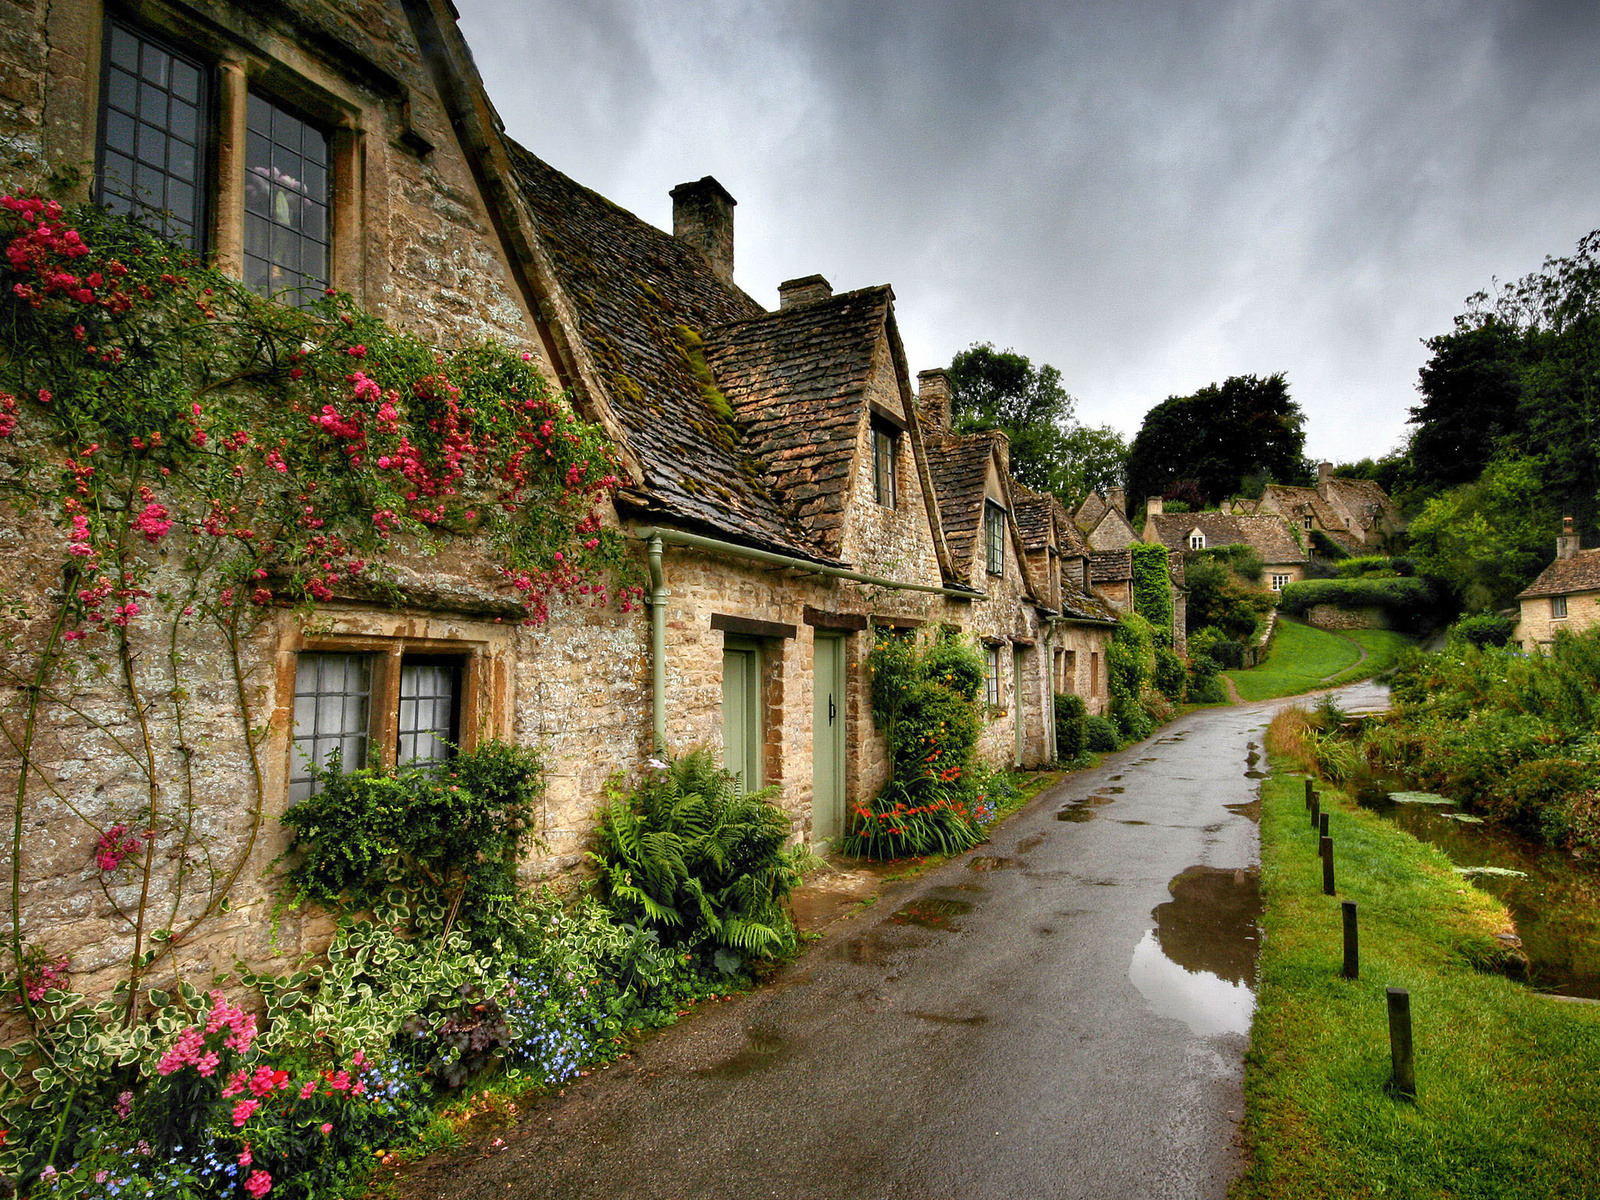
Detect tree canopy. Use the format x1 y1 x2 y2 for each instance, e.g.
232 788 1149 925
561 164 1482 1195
1125 373 1308 508
945 343 1125 501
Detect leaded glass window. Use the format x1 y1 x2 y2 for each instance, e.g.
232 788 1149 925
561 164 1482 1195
290 653 370 801
97 20 207 249
872 424 898 508
244 93 330 301
397 658 459 768
985 501 1006 575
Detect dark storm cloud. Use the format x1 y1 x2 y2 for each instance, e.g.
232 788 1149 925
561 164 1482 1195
457 0 1600 462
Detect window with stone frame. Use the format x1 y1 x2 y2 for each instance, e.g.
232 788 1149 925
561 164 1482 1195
290 651 463 801
985 501 1006 575
872 420 899 509
1189 533 1205 550
97 16 340 303
1552 595 1568 620
985 643 1002 707
1303 515 1313 531
1271 573 1291 591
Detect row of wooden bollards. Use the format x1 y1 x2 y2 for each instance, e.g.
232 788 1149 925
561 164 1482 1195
1304 777 1416 1099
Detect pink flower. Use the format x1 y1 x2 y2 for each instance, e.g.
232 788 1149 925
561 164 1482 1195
244 1168 273 1198
131 502 172 543
232 1097 260 1127
238 1146 252 1168
114 1090 133 1120
300 1081 317 1100
320 1123 332 1135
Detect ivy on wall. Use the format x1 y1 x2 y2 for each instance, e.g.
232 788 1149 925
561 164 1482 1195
1129 542 1174 647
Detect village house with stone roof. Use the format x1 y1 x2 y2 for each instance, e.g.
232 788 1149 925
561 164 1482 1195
1249 465 1403 557
1142 501 1310 593
1514 518 1600 650
0 0 1136 992
1074 487 1140 551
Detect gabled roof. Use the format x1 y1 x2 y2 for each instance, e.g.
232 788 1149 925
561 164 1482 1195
1518 550 1600 599
1074 491 1108 532
1323 476 1405 531
704 287 891 557
1013 492 1055 552
1145 511 1307 564
1057 574 1121 624
925 432 1004 578
1261 484 1347 535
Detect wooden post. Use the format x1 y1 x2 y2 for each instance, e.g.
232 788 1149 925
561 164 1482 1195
1321 836 1335 895
1342 901 1359 979
1319 812 1330 838
1387 987 1416 1098
1310 793 1320 831
1305 778 1314 809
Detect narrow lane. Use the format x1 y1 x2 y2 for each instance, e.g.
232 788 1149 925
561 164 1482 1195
401 689 1382 1200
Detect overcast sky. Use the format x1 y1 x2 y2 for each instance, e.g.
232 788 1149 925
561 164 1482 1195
456 0 1600 465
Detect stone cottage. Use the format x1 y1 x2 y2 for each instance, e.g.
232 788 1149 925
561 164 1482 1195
1142 502 1309 593
1514 518 1600 650
0 0 1120 993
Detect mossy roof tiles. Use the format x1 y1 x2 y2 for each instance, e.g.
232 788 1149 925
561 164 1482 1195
1145 511 1307 564
1090 549 1132 583
703 288 891 557
506 142 833 560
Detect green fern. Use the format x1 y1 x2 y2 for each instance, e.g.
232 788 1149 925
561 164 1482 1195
588 748 803 967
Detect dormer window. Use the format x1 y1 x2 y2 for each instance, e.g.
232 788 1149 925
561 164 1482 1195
872 420 898 509
1189 532 1205 550
985 501 1006 575
1303 515 1313 532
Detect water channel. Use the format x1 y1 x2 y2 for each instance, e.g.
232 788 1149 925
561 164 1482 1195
1354 780 1600 999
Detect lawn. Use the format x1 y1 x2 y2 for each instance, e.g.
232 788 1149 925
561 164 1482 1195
1225 620 1417 702
1234 758 1600 1199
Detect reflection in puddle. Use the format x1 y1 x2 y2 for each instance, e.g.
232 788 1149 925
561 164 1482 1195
829 926 930 964
1119 819 1149 826
889 897 973 930
701 1029 790 1079
1129 865 1261 1037
1225 799 1261 823
1244 770 1267 779
1016 833 1046 852
968 856 1019 872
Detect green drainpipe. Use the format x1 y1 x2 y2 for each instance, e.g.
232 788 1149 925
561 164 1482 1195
646 534 668 752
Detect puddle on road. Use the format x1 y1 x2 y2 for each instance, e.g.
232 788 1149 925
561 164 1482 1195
1016 833 1046 853
829 925 931 964
1119 819 1149 826
968 856 1019 872
1244 770 1268 779
1056 792 1117 822
1129 865 1261 1038
701 1029 791 1079
1225 799 1261 823
906 1010 989 1026
889 897 974 930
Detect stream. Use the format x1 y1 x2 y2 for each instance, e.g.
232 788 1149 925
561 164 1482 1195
1354 780 1600 999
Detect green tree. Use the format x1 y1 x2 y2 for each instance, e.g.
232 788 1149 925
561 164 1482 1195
946 343 1124 498
1126 373 1307 507
1407 454 1558 612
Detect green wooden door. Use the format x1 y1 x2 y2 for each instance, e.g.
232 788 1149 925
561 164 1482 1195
812 634 847 845
721 641 761 792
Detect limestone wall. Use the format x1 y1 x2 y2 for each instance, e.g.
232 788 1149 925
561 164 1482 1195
1515 589 1600 650
1305 604 1392 631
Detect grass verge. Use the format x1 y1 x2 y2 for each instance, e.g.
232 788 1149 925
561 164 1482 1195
1235 761 1600 1199
1321 628 1417 689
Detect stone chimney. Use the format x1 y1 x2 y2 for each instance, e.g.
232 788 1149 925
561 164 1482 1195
1146 496 1164 517
1558 515 1580 560
1317 461 1333 496
917 369 952 430
1107 487 1126 516
778 275 832 309
669 176 736 284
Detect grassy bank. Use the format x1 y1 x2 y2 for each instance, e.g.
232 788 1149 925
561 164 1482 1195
1235 749 1600 1199
1225 620 1415 702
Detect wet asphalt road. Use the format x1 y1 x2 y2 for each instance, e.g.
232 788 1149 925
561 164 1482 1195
400 687 1387 1200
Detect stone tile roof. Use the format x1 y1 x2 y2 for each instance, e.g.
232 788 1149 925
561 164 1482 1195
505 142 833 560
1013 491 1055 552
704 287 891 557
925 431 1004 577
1090 549 1132 583
1262 484 1345 533
1518 550 1600 599
1146 511 1308 564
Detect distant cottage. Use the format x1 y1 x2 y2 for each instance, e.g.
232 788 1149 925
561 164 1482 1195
1514 518 1600 650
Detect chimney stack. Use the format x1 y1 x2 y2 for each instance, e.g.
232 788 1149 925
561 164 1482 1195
1146 496 1164 517
1317 461 1333 496
917 369 952 430
1107 487 1126 515
670 176 736 284
778 275 833 309
1558 515 1580 560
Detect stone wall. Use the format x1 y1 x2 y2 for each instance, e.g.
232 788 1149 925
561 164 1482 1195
1515 589 1600 650
1304 604 1392 631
